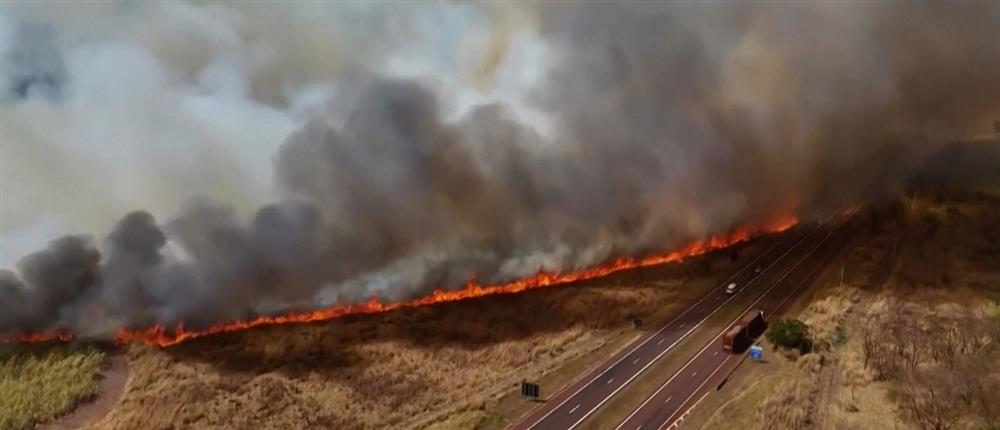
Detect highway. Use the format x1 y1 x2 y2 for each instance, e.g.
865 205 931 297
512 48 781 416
509 210 855 430
614 210 855 430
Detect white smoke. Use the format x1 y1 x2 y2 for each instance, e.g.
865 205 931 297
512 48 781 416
1 1 997 336
0 1 532 268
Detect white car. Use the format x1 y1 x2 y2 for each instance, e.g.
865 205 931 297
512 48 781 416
725 283 739 295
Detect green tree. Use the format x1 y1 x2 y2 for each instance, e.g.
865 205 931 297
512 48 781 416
766 318 813 354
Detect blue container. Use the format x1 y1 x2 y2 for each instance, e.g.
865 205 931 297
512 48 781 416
749 345 763 361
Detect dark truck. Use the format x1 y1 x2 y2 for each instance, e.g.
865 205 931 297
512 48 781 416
722 309 768 353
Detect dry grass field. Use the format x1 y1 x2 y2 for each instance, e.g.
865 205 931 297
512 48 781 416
8 193 996 430
0 345 106 430
694 192 1000 430
76 236 769 430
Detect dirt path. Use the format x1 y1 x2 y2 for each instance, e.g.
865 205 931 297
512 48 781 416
41 353 129 430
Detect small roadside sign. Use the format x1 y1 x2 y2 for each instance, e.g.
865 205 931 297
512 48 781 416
521 382 540 399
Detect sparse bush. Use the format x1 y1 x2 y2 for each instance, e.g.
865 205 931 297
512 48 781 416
832 325 848 348
891 367 963 430
767 318 813 354
758 374 821 430
796 353 824 373
862 303 1000 430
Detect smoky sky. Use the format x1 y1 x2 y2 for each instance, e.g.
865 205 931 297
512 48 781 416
1 2 998 338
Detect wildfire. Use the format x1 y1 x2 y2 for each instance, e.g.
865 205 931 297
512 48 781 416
5 216 797 348
0 331 73 344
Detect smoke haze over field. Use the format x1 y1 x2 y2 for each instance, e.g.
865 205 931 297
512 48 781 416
1 2 998 337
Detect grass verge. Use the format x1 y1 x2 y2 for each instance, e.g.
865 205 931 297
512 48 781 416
0 344 106 430
685 192 1000 430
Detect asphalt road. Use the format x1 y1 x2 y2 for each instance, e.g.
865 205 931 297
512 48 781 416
509 211 850 430
614 211 856 430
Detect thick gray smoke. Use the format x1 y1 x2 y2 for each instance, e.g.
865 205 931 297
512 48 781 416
1 2 998 337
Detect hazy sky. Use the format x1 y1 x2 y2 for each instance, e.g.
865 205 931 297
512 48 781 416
1 1 997 336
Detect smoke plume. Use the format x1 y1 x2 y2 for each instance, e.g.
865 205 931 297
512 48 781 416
1 2 998 337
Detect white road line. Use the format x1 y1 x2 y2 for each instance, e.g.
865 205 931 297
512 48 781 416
563 222 823 430
660 391 710 430
568 404 580 414
691 372 697 378
607 378 615 385
657 338 665 345
633 357 641 365
713 351 719 356
658 357 735 430
615 213 847 430
511 333 639 426
664 396 672 404
521 221 801 430
615 212 851 430
679 323 685 328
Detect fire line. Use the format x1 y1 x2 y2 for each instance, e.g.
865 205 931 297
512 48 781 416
1 216 796 348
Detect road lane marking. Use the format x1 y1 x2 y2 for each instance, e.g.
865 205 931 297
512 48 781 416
660 391 710 430
622 212 855 430
691 372 697 378
522 223 804 430
607 378 615 385
564 222 824 430
664 396 672 404
633 357 641 364
657 338 665 345
714 351 719 356
613 213 848 430
659 356 736 429
569 404 580 414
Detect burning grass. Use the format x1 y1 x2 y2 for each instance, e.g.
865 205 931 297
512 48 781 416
2 216 795 349
0 345 106 430
91 284 680 429
77 235 776 430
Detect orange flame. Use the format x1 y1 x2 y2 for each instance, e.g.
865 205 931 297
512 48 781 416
0 331 72 344
4 216 796 348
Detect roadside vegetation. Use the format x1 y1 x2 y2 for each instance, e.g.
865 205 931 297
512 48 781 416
0 344 106 430
766 318 813 355
696 191 1000 430
863 303 1000 430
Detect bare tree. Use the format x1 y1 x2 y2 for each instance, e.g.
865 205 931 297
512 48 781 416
860 314 884 374
893 368 962 430
842 365 867 403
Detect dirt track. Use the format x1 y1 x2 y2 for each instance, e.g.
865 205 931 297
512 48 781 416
41 353 129 430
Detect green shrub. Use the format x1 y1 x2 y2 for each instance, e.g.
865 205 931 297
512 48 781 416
766 318 813 354
832 325 848 348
